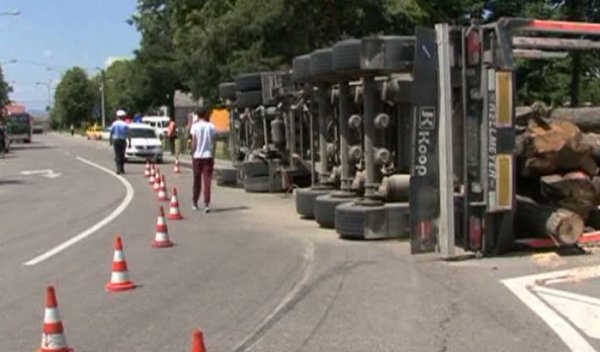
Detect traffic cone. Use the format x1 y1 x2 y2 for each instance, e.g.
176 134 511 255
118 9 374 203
153 169 161 192
157 175 169 201
144 161 151 178
167 188 183 220
191 329 206 352
149 164 156 184
153 206 173 248
106 235 136 292
173 158 181 174
38 286 73 352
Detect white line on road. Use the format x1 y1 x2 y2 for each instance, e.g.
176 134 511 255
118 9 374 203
502 266 600 352
23 156 134 266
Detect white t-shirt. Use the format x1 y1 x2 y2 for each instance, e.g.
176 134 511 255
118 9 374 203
190 120 217 159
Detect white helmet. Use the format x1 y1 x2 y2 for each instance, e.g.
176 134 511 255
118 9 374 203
116 109 127 117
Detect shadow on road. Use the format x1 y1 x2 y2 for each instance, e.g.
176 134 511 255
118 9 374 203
0 179 24 186
11 142 56 150
211 206 249 213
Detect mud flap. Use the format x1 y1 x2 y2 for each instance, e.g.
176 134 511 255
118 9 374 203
410 27 440 254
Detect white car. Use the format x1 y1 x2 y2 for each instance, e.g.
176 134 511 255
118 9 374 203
125 123 163 163
141 116 170 138
100 127 111 140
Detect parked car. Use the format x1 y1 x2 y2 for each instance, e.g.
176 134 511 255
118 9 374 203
141 116 170 138
125 123 163 163
86 125 103 140
100 127 111 140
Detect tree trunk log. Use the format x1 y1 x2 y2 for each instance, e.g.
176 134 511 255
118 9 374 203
516 119 598 177
516 107 600 132
539 171 598 220
515 196 584 245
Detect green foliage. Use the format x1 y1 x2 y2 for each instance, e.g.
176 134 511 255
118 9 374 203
92 60 152 116
51 0 599 119
0 65 12 108
130 0 183 114
51 67 96 128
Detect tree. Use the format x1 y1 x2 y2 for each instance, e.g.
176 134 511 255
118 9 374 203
91 59 152 117
169 0 429 102
0 65 12 108
51 67 96 128
129 0 184 115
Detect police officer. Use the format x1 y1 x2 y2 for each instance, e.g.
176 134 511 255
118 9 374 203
109 110 130 175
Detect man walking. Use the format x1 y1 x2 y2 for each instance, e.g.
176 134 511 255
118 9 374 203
190 107 216 213
109 109 130 175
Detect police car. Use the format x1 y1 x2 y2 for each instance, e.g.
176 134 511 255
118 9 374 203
125 123 164 163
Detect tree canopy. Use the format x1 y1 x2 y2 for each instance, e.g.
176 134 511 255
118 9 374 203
50 0 600 125
51 67 96 128
0 65 12 108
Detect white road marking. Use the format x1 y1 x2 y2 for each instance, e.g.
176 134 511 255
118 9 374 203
502 265 600 352
20 169 62 178
23 156 134 266
533 286 600 340
232 241 315 352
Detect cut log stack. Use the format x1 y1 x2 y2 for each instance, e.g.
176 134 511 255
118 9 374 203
515 105 600 244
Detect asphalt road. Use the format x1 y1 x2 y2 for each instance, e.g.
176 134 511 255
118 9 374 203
2 133 600 352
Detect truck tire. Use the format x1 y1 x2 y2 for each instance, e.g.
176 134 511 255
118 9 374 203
310 48 337 82
335 202 372 239
235 73 263 91
242 159 269 177
237 90 263 108
217 167 239 186
295 187 330 219
219 82 237 100
332 38 361 76
314 194 354 229
293 55 312 84
335 202 410 240
244 175 270 193
360 36 415 73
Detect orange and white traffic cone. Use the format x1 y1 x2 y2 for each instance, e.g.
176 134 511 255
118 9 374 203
191 329 206 352
157 175 168 201
38 286 73 352
149 165 156 184
144 161 151 178
167 188 183 220
152 206 173 248
173 158 181 174
153 169 161 192
106 235 136 292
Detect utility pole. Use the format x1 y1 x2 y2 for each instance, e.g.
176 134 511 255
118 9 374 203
35 80 52 111
100 69 106 128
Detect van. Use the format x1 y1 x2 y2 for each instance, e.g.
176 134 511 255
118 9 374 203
141 116 170 137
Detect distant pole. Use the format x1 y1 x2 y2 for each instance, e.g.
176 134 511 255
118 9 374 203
100 69 106 128
47 82 51 110
35 80 53 111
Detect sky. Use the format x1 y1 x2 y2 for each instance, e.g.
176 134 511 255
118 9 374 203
0 0 141 110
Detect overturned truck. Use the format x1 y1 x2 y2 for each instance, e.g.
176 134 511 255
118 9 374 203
218 17 600 258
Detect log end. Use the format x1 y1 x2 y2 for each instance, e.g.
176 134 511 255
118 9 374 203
547 209 584 245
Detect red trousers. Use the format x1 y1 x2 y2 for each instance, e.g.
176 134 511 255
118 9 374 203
192 158 214 205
